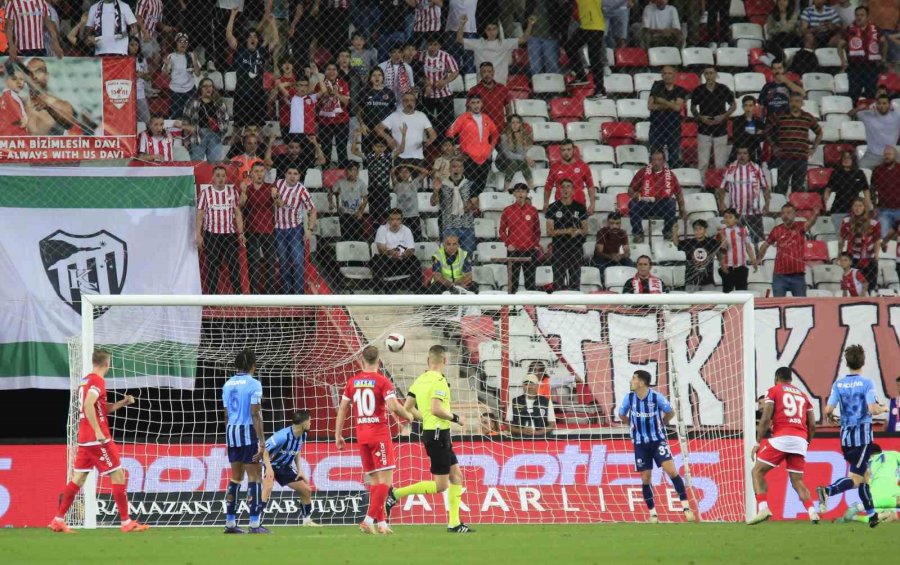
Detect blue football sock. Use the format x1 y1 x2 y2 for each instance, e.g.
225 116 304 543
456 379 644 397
826 477 854 496
225 481 240 526
670 475 688 500
642 484 656 511
248 482 262 528
858 483 874 515
302 503 312 520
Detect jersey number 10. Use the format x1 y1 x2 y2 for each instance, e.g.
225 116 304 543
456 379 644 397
353 388 376 416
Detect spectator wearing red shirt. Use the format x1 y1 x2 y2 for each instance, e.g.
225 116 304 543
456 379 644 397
273 61 298 131
754 203 818 297
592 212 633 278
542 139 596 214
627 150 686 242
239 163 277 295
447 94 500 197
874 146 900 239
316 63 351 166
499 183 542 292
838 252 869 297
0 62 29 136
467 61 510 131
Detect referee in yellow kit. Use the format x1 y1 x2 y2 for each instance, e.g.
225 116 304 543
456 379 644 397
385 344 473 533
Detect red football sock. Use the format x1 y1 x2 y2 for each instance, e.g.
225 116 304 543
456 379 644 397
755 493 767 504
368 484 388 522
112 484 131 523
55 482 81 519
803 498 815 510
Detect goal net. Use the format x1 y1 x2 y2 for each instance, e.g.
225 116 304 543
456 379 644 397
68 293 754 527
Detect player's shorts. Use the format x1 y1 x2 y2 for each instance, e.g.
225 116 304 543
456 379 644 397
757 439 806 474
423 428 458 475
633 440 672 472
227 444 259 464
358 438 396 474
271 465 302 487
74 441 122 476
842 443 874 476
873 489 900 510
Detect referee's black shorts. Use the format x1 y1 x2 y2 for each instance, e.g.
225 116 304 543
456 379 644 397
422 428 458 475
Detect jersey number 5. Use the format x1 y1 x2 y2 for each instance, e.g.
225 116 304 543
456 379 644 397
782 393 806 417
353 388 376 416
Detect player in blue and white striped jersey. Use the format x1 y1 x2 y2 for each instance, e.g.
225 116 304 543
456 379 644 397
222 349 267 534
816 345 888 528
261 410 320 527
618 370 696 523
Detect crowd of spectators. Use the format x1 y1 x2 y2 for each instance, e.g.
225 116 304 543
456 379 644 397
1 1 899 298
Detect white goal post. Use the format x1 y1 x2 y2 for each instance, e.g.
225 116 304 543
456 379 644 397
72 292 756 527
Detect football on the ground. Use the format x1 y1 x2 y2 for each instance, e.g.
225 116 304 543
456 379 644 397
386 333 406 352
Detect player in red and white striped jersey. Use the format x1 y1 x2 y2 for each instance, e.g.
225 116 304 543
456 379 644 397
49 349 150 533
6 0 62 58
839 252 869 297
196 166 245 294
273 166 317 294
718 146 770 244
717 208 757 292
420 35 459 135
137 115 174 162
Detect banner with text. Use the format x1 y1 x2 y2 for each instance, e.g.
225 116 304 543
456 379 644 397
2 438 898 527
0 56 135 161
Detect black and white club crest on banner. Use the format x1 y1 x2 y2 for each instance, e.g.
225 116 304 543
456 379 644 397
39 230 128 316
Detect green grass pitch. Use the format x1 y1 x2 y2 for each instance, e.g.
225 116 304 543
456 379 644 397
1 522 895 565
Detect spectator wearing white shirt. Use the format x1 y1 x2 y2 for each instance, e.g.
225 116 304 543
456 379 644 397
849 95 900 169
371 209 421 291
86 0 138 56
446 0 479 74
456 13 535 84
375 92 438 167
379 45 416 109
163 33 201 120
639 0 683 49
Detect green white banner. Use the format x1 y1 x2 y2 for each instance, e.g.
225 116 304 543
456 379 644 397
0 167 202 389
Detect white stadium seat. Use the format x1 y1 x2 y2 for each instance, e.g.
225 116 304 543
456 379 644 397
730 23 764 48
635 121 650 143
584 98 618 121
566 122 601 143
815 47 842 68
514 99 550 119
716 47 749 68
605 73 635 95
820 96 853 117
840 121 867 142
532 73 567 94
648 46 682 67
634 73 660 94
616 145 650 166
734 72 766 95
803 72 835 94
681 48 715 68
716 72 736 93
582 144 617 165
605 266 637 290
616 99 650 120
531 121 566 144
600 168 635 190
476 241 507 263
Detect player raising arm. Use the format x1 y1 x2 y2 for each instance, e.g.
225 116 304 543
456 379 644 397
836 444 900 524
335 345 414 535
748 367 819 525
816 345 888 528
49 349 149 533
222 349 268 534
618 370 696 523
261 410 320 526
386 345 474 533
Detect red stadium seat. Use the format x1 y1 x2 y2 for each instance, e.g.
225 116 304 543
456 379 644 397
856 98 873 109
754 65 774 82
806 168 833 192
601 121 635 147
615 47 649 68
878 72 900 93
506 74 533 97
682 122 698 138
681 138 699 166
824 143 856 167
547 143 582 164
786 71 802 84
748 15 768 25
550 98 584 120
674 72 700 93
323 168 347 190
617 192 631 215
705 168 726 190
803 240 830 264
512 48 529 70
790 190 824 213
748 48 765 67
